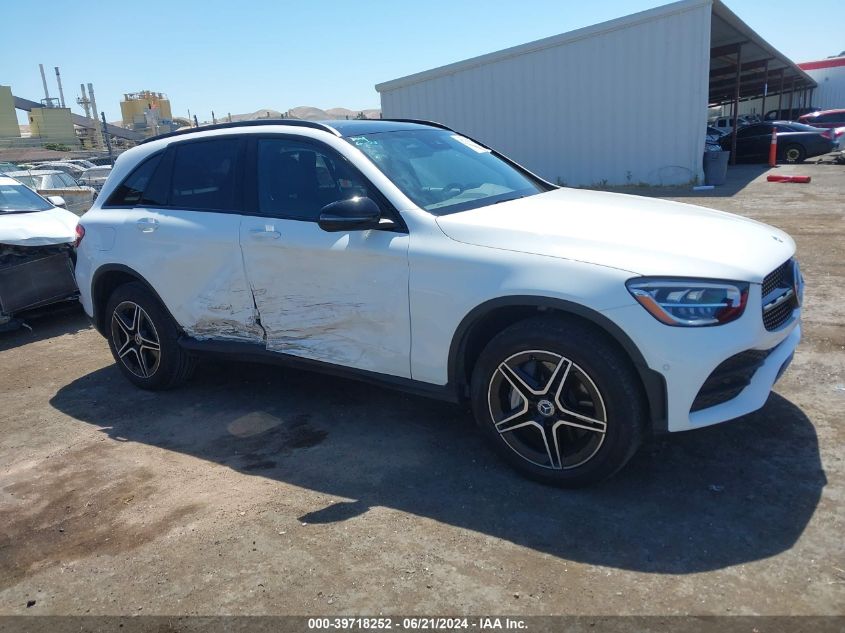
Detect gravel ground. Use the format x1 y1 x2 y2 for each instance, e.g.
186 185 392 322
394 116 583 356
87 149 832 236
0 162 842 616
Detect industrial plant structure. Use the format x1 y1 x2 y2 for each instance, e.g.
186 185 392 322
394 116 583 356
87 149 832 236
121 91 176 138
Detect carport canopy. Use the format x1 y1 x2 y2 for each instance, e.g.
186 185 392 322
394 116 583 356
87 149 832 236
709 0 816 111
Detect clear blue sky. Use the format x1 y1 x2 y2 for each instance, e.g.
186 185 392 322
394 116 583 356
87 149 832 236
2 0 840 124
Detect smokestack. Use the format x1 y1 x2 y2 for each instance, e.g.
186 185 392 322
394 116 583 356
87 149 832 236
54 67 66 108
39 64 51 103
87 83 104 149
79 84 91 119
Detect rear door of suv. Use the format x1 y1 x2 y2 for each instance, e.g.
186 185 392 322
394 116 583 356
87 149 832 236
238 135 412 377
102 137 263 343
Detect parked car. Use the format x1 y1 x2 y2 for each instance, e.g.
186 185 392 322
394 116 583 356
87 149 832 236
708 115 753 135
764 107 819 121
7 170 96 215
56 159 97 170
797 109 845 130
0 162 18 175
719 121 836 163
33 161 87 180
88 156 116 166
0 176 79 329
79 166 112 193
74 119 802 487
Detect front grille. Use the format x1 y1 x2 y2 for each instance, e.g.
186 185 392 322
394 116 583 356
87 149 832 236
691 349 772 412
761 259 798 331
762 260 793 298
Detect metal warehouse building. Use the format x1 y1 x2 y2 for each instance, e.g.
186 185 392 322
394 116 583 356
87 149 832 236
798 55 845 111
376 0 815 187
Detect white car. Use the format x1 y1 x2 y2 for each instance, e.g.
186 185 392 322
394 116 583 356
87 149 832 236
0 176 80 327
709 114 754 135
8 170 96 215
74 120 802 486
79 166 113 193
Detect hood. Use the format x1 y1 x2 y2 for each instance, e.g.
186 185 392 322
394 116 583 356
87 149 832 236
0 207 78 247
435 188 795 282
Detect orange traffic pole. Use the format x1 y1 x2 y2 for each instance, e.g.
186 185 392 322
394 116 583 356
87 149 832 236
768 126 778 167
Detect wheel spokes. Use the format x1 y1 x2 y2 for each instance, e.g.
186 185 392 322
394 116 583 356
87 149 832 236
498 361 538 398
489 349 608 472
556 410 607 434
111 301 161 379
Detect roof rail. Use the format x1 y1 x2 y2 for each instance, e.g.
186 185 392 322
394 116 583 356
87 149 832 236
138 119 341 145
380 118 456 132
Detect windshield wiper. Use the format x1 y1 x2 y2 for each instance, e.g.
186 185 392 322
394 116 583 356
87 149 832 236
494 195 525 205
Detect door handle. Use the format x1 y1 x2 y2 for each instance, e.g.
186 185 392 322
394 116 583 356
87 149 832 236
249 228 281 240
135 218 159 233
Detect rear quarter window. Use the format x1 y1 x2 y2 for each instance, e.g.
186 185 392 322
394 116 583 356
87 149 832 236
104 153 164 207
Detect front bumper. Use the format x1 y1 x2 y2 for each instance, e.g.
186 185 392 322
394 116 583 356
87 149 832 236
603 292 801 433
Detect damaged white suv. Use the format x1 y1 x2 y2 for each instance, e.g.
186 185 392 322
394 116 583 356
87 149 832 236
75 120 803 486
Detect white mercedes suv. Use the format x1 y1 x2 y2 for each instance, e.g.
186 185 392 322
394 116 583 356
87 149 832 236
75 119 803 486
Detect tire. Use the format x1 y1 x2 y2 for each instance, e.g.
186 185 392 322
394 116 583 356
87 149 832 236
105 281 195 390
470 316 645 487
782 144 806 164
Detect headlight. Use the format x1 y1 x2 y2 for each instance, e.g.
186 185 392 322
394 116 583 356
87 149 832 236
626 278 749 326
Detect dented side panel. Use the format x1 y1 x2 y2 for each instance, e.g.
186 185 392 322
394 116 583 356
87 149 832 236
111 207 262 344
240 218 411 378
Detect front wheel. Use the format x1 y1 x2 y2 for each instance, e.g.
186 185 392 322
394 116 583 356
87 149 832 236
782 143 806 164
470 317 645 487
105 282 195 390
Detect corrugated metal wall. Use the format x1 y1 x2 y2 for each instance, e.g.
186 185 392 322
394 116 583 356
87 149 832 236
804 65 845 111
379 2 712 186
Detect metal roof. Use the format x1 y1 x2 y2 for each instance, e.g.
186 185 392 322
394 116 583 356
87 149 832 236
376 0 815 107
708 0 816 105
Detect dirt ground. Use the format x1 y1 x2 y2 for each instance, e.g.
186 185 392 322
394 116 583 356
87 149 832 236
0 161 843 617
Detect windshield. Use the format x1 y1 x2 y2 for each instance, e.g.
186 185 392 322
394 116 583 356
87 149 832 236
346 129 547 215
12 175 39 188
0 182 53 213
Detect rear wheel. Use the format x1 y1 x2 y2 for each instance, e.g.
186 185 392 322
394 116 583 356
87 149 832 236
782 143 806 164
470 316 645 487
105 282 195 390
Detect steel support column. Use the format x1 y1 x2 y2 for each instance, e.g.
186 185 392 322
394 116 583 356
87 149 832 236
760 59 769 117
729 45 743 166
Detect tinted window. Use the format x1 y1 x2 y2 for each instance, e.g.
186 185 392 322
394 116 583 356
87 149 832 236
257 139 371 221
737 125 768 138
105 153 163 206
170 139 241 211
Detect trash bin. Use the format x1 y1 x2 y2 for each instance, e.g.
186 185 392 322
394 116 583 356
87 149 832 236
703 150 730 186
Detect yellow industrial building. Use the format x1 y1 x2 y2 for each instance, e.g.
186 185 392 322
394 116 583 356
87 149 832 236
121 91 173 134
0 85 21 138
29 107 77 145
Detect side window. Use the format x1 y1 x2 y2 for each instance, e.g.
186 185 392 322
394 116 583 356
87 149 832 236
256 138 371 221
170 138 241 211
105 153 163 207
58 173 77 187
737 125 763 138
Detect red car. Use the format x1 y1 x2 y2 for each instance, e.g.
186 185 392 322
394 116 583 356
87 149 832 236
798 109 845 129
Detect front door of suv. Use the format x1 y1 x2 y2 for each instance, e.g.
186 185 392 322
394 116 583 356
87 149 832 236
239 136 411 377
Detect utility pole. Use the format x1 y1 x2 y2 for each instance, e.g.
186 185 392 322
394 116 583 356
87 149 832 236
100 111 114 163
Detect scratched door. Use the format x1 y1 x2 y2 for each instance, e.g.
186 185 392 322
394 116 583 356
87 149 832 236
239 137 412 377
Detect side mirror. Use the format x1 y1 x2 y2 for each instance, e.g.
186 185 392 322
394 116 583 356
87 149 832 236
318 197 381 232
47 195 67 209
